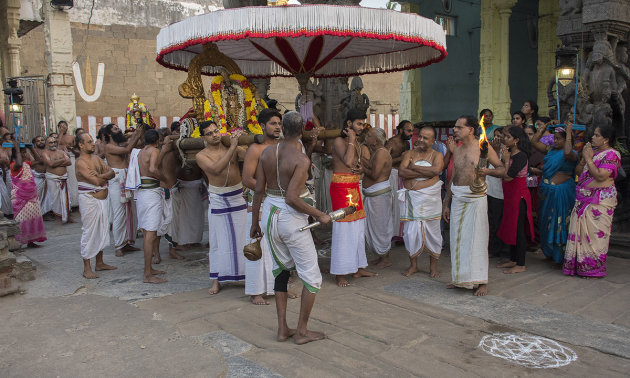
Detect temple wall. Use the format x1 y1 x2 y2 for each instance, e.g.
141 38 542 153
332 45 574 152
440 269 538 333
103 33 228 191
16 0 401 124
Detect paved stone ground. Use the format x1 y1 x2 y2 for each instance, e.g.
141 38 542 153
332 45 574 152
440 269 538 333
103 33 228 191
2 210 630 377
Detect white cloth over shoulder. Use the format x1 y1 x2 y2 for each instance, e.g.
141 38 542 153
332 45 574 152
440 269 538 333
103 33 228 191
449 185 488 289
208 183 247 283
398 181 443 258
263 196 322 293
125 148 142 190
363 180 393 256
45 172 69 222
245 198 275 296
67 154 79 207
389 168 403 238
78 183 110 259
170 179 205 245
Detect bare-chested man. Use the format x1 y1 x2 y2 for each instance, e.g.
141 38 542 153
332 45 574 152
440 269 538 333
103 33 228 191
136 129 168 284
251 111 331 344
361 128 393 269
398 126 445 278
102 123 142 257
330 108 376 287
57 121 80 208
442 116 504 296
30 136 48 208
242 108 282 305
74 133 117 279
386 120 414 243
155 130 184 261
196 121 248 295
43 136 74 223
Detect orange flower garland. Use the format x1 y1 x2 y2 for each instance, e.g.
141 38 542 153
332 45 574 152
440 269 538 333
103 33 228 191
209 74 267 135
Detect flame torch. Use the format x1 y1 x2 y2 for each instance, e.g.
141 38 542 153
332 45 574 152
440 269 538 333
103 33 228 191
299 193 359 232
469 115 489 194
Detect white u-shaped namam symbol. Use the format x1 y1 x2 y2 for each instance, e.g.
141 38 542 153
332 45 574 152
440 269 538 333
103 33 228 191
72 61 105 102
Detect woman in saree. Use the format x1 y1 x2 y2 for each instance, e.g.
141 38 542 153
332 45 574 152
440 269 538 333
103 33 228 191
563 124 620 278
10 138 46 247
531 122 577 266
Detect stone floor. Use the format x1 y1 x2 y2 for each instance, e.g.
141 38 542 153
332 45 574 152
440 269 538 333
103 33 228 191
2 209 630 377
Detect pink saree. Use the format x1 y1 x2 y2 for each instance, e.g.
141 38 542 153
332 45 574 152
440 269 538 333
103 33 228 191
10 162 47 245
562 149 620 277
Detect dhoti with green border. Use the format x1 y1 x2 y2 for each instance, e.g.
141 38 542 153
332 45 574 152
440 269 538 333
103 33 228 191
263 195 322 294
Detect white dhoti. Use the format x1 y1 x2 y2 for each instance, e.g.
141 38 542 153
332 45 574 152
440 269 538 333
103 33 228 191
45 172 69 222
135 178 163 232
449 185 489 289
170 179 205 245
389 168 404 239
0 169 12 215
33 171 48 212
245 197 275 296
331 219 367 275
158 187 173 238
399 181 443 258
67 154 79 208
363 181 393 256
78 183 110 259
208 183 247 283
108 168 135 249
263 196 322 293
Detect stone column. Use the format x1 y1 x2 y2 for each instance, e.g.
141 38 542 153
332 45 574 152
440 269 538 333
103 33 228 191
43 4 77 132
0 0 22 102
478 0 517 125
537 1 560 118
399 2 422 122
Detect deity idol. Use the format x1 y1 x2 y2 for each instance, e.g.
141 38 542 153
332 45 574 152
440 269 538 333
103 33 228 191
204 68 267 135
125 94 155 129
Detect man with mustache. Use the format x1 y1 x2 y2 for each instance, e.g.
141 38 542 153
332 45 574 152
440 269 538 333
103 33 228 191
386 120 414 244
103 123 143 257
56 121 79 209
43 136 74 224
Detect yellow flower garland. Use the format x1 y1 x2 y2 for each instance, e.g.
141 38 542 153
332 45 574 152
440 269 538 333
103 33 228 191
209 74 267 135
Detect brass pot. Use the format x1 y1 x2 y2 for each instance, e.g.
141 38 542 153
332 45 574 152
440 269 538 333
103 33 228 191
243 236 263 261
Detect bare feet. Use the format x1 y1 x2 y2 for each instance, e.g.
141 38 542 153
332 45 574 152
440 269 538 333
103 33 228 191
288 291 298 299
446 284 456 289
27 242 41 248
168 248 185 260
67 216 76 224
371 256 392 269
208 280 220 295
473 284 488 296
144 275 167 284
352 268 377 278
122 245 141 252
150 268 166 275
401 266 418 277
336 275 350 287
429 256 440 278
250 295 269 305
277 327 296 342
496 261 516 269
503 265 526 274
152 253 162 264
295 330 326 345
115 249 124 257
95 263 117 271
82 270 99 279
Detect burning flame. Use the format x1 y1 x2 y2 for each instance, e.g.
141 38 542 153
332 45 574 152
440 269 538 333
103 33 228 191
346 193 358 208
478 115 488 148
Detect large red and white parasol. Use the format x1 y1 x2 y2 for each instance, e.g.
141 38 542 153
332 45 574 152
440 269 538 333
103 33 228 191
156 5 447 79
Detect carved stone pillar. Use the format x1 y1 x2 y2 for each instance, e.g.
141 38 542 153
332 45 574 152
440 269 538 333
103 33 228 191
537 1 561 117
43 4 77 132
0 0 22 92
399 2 422 122
478 0 517 125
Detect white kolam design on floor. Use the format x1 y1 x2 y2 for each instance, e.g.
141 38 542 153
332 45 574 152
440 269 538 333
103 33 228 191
478 333 578 369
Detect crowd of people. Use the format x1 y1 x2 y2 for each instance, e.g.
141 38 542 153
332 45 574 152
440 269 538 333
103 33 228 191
0 99 622 343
